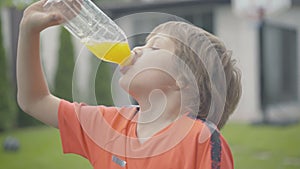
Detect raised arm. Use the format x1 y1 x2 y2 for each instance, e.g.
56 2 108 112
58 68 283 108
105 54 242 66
17 0 63 128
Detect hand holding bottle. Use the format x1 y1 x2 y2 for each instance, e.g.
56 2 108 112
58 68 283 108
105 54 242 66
20 0 64 33
44 0 131 65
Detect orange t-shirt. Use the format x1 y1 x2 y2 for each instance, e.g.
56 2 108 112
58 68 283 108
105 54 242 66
58 100 234 169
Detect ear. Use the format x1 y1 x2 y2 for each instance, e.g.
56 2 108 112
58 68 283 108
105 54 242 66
176 77 188 90
176 80 184 89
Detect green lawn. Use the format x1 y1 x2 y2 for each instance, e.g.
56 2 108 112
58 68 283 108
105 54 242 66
0 123 299 169
0 126 92 169
222 123 300 169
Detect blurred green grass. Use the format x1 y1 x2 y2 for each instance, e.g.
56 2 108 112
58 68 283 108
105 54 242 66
222 122 300 169
0 123 299 169
0 126 92 169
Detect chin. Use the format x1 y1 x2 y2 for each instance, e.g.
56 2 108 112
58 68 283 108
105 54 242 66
119 75 139 94
119 76 129 93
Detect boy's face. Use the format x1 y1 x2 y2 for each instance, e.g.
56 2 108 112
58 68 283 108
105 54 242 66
119 34 179 97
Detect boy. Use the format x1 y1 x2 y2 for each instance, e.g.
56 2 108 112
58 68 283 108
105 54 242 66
17 0 241 168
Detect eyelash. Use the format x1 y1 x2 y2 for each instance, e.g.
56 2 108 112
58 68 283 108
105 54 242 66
150 47 160 50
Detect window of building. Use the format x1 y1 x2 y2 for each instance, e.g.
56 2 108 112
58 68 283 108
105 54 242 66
261 23 298 108
129 11 214 47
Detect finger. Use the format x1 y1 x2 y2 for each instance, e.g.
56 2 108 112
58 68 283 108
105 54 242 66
36 0 48 8
43 13 64 28
73 0 82 14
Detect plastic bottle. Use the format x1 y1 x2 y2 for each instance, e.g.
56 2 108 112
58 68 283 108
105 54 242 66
43 0 131 65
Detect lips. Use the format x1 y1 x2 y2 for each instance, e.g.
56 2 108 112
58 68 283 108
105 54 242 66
120 65 131 74
119 52 138 74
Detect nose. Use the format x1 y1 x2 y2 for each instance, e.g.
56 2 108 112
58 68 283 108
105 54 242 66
132 46 143 58
128 46 143 65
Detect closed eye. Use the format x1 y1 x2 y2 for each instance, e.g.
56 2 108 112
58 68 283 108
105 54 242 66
150 47 160 50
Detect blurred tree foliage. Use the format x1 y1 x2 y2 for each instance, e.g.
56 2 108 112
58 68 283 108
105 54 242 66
88 56 113 106
54 27 114 106
0 1 41 128
54 28 75 101
0 0 37 9
0 0 13 7
0 0 115 130
0 16 17 131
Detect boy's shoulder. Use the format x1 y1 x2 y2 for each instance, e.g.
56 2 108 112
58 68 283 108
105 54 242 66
184 116 223 143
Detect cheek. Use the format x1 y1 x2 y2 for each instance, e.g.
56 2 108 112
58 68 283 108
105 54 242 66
119 50 178 93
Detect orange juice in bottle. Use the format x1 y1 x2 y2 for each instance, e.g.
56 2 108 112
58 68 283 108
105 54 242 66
44 0 131 65
85 41 131 65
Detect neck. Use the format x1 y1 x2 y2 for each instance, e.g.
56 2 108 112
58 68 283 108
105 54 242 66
134 88 182 140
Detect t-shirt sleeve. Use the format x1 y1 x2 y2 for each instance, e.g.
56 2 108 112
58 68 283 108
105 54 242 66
58 99 93 159
57 99 135 162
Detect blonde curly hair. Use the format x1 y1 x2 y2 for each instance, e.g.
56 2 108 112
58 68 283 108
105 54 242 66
147 21 242 129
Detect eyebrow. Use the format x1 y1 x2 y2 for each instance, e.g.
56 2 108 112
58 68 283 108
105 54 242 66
145 32 156 42
146 36 161 46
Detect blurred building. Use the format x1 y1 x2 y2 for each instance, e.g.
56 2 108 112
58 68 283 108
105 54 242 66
102 0 300 124
1 0 300 124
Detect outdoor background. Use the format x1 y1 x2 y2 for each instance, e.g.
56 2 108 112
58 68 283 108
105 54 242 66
0 0 300 169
